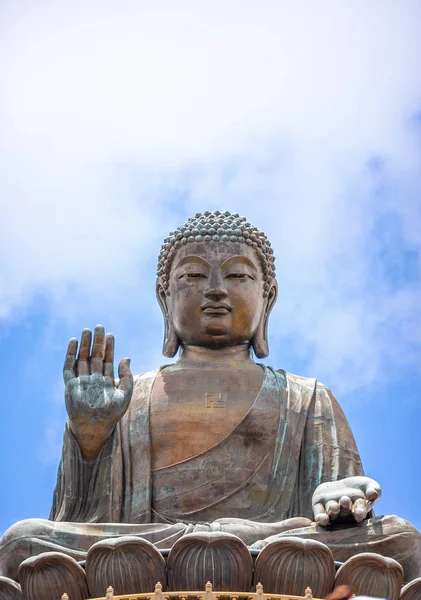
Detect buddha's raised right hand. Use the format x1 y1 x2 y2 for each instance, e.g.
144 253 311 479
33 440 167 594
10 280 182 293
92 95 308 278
63 324 133 460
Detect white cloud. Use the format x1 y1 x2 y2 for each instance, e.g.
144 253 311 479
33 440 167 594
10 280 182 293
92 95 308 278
1 0 421 392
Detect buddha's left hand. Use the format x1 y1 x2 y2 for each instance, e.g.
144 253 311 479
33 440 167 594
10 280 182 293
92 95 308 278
312 476 381 526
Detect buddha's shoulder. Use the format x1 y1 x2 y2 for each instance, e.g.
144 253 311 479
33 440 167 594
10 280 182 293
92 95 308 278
132 369 161 383
130 367 333 397
114 369 160 390
275 368 333 396
270 368 315 389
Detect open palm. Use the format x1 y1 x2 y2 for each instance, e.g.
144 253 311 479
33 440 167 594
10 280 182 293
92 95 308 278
64 325 133 428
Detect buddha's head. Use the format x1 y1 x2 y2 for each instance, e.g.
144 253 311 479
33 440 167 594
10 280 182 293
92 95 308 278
156 211 277 358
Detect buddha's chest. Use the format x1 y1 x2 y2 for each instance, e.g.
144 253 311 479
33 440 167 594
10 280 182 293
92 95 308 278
149 365 263 470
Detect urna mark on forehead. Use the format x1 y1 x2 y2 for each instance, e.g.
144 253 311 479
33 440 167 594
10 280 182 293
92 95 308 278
157 211 276 296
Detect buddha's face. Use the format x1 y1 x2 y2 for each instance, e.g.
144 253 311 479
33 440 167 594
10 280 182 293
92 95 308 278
159 241 275 350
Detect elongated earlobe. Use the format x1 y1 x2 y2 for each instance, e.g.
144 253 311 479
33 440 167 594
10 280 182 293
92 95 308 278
156 281 180 358
253 321 269 358
162 320 180 358
252 283 278 359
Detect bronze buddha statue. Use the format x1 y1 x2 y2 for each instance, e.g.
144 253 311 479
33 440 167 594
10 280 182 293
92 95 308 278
1 211 420 598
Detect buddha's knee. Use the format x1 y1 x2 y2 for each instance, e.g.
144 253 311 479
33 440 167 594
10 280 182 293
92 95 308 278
371 514 421 541
0 519 54 579
365 514 421 582
2 518 54 544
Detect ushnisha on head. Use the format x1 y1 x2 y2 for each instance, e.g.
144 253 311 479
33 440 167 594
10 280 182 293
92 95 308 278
156 211 278 359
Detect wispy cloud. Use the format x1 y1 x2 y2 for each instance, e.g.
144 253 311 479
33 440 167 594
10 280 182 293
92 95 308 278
1 1 420 394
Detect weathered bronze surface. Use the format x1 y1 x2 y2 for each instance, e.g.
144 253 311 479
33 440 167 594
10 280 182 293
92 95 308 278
166 532 253 591
18 553 89 600
85 536 166 597
0 577 23 600
400 576 421 599
0 211 420 597
252 537 335 596
335 552 404 600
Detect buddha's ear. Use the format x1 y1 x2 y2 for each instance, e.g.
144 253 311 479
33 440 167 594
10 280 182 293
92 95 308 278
252 281 278 359
156 281 180 358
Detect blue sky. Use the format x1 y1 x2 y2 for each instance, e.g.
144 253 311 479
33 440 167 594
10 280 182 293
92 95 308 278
1 1 421 536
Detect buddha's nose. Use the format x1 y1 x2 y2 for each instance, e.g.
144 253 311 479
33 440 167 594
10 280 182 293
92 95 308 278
204 269 228 301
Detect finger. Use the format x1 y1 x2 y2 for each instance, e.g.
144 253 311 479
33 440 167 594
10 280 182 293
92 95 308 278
353 497 368 523
118 358 133 394
103 334 115 380
315 513 329 527
63 338 78 384
326 500 341 520
364 478 382 502
91 324 105 374
339 495 352 511
76 329 92 376
313 502 329 527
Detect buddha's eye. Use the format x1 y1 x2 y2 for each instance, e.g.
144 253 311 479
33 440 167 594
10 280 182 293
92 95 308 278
181 273 207 279
226 273 253 280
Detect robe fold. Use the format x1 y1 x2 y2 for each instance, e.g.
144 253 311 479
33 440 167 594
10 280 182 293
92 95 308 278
4 366 420 583
50 367 364 526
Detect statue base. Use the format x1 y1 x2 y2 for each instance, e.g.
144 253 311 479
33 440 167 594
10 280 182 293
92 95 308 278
2 534 417 600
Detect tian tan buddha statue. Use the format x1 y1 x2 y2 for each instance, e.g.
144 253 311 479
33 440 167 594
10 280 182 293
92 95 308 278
1 211 420 600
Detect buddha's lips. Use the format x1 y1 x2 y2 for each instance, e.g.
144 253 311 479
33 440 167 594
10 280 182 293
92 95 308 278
201 303 232 314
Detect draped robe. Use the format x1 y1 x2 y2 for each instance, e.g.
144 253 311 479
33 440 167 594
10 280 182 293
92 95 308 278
2 367 420 582
50 367 364 527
